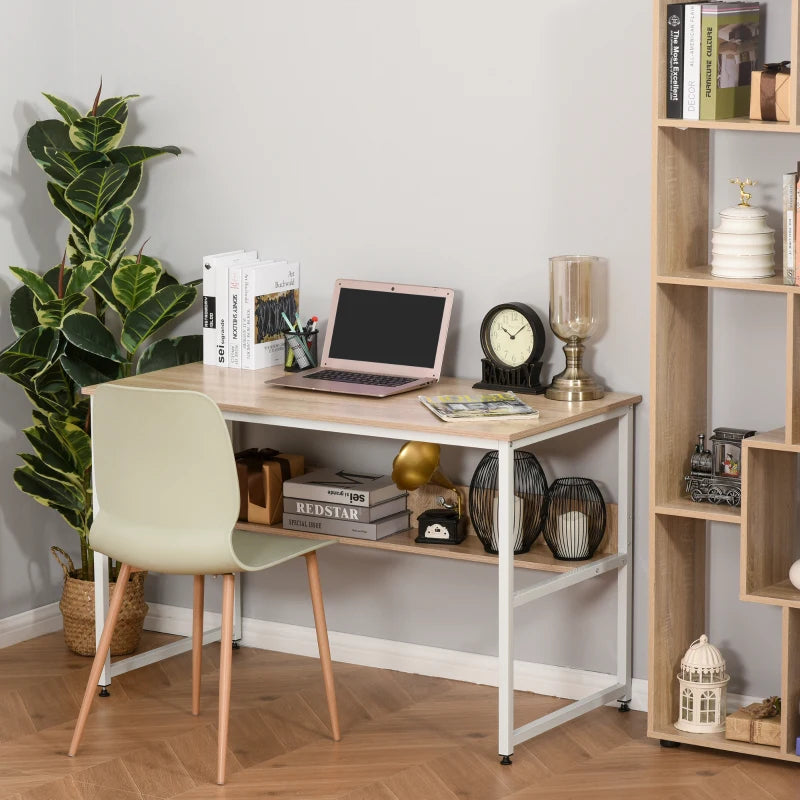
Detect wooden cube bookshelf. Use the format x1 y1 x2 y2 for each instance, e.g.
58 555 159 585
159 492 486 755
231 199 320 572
649 0 800 762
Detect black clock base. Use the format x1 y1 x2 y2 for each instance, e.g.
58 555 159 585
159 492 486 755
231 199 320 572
473 359 545 395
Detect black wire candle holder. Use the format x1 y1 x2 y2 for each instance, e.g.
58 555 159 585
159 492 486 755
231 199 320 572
542 477 606 560
468 450 548 554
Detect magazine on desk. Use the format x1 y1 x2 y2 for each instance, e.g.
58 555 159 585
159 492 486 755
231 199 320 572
418 392 538 422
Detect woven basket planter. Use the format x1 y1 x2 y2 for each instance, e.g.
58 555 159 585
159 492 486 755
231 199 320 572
51 546 148 657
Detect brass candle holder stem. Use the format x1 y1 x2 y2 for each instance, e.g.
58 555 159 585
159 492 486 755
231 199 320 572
546 336 604 401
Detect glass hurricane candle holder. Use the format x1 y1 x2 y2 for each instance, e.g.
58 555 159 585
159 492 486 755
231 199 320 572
546 255 605 401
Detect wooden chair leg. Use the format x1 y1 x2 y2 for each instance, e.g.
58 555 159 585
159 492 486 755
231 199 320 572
68 563 133 757
217 573 235 785
192 575 204 716
304 551 340 741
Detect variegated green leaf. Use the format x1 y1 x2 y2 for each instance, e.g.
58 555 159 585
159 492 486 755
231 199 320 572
40 157 73 187
43 263 72 294
9 266 57 303
108 145 180 167
64 164 129 220
112 254 163 311
10 285 37 335
136 335 202 374
44 147 110 181
32 359 73 403
68 115 123 152
65 258 108 295
96 95 138 122
67 230 90 265
120 284 197 354
49 418 92 472
24 386 69 416
23 422 75 475
42 93 81 125
26 119 72 170
19 452 83 491
47 182 91 231
103 164 141 212
91 271 124 319
0 326 59 377
36 294 87 328
88 205 132 263
14 464 84 514
60 352 121 389
61 312 124 362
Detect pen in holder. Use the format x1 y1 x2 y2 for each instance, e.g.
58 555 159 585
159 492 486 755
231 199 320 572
283 329 318 372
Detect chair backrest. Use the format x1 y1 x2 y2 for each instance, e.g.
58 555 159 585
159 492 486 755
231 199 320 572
89 383 242 574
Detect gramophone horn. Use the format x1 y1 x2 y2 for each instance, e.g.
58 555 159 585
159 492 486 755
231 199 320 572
391 441 462 516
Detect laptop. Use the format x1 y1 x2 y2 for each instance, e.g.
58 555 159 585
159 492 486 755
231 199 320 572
266 279 454 397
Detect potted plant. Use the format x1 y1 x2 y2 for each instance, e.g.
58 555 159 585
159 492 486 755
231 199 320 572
0 83 201 655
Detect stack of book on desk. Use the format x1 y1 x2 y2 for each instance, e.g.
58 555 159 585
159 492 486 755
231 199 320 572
282 469 409 540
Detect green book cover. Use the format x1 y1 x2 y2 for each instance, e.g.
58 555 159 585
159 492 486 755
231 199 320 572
700 2 759 120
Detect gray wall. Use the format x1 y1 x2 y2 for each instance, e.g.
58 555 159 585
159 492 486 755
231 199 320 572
0 0 784 696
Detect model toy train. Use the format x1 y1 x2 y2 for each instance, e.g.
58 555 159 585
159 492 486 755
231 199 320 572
684 427 755 507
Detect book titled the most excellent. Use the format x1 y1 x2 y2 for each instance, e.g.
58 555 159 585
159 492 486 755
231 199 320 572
282 469 406 507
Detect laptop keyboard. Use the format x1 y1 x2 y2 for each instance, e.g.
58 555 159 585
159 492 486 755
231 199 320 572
306 369 415 387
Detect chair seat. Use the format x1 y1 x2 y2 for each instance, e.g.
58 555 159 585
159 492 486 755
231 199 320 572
91 514 336 575
231 531 336 571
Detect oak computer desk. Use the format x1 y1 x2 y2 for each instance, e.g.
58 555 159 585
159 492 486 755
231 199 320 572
89 362 640 762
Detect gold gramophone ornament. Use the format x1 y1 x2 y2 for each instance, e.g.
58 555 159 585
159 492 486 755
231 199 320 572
392 441 467 545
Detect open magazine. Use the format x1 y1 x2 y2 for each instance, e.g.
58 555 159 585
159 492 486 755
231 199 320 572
418 392 539 422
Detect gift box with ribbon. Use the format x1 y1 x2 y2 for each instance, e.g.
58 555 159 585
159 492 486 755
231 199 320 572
750 61 790 122
725 696 781 747
235 448 305 525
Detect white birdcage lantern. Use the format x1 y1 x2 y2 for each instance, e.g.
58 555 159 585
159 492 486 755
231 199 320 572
675 634 729 734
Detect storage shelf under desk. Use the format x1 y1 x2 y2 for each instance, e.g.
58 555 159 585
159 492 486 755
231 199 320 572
235 521 617 574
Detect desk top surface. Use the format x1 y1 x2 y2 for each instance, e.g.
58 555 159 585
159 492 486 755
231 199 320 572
102 363 641 443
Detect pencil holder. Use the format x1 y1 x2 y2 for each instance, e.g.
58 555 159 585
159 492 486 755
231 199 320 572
283 329 318 371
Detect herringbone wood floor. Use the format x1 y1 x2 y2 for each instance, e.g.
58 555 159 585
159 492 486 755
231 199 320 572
0 632 797 799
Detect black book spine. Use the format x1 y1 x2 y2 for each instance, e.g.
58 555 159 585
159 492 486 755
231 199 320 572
666 4 685 119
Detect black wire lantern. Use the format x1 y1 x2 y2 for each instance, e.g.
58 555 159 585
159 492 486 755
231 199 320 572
542 477 606 560
468 450 549 554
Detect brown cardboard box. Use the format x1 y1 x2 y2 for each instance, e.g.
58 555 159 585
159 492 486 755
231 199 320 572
750 66 790 122
725 709 781 747
235 449 305 525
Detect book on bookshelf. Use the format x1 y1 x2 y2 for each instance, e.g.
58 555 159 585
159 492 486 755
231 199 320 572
699 2 759 120
666 4 685 119
283 494 408 523
418 392 538 422
241 260 299 370
228 263 244 368
783 171 796 285
682 3 702 119
283 469 406 507
282 509 411 540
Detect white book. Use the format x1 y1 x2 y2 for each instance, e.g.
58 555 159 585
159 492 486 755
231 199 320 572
212 250 257 367
202 250 242 366
228 265 243 368
783 172 796 286
682 4 702 120
241 260 300 370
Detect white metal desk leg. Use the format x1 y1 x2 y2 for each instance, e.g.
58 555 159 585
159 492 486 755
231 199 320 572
616 406 634 708
497 442 515 763
94 549 111 690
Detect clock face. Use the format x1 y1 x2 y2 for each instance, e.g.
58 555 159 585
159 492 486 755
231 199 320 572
486 308 536 368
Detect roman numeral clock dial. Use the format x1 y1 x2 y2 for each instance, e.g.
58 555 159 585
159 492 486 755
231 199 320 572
474 302 546 395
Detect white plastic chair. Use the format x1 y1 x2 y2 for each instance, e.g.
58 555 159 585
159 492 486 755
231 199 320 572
68 383 340 784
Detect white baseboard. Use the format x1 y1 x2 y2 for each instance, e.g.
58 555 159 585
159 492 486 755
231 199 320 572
1 601 761 715
0 602 62 649
145 602 649 711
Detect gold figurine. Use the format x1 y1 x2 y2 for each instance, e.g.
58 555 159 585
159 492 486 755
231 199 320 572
730 177 757 207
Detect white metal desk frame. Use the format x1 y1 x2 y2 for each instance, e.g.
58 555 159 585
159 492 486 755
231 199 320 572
93 401 633 762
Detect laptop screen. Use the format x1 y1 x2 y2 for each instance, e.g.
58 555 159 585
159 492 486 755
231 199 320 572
327 286 448 369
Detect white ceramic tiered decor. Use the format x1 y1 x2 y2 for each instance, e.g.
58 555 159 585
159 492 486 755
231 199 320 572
711 178 775 279
675 634 730 734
